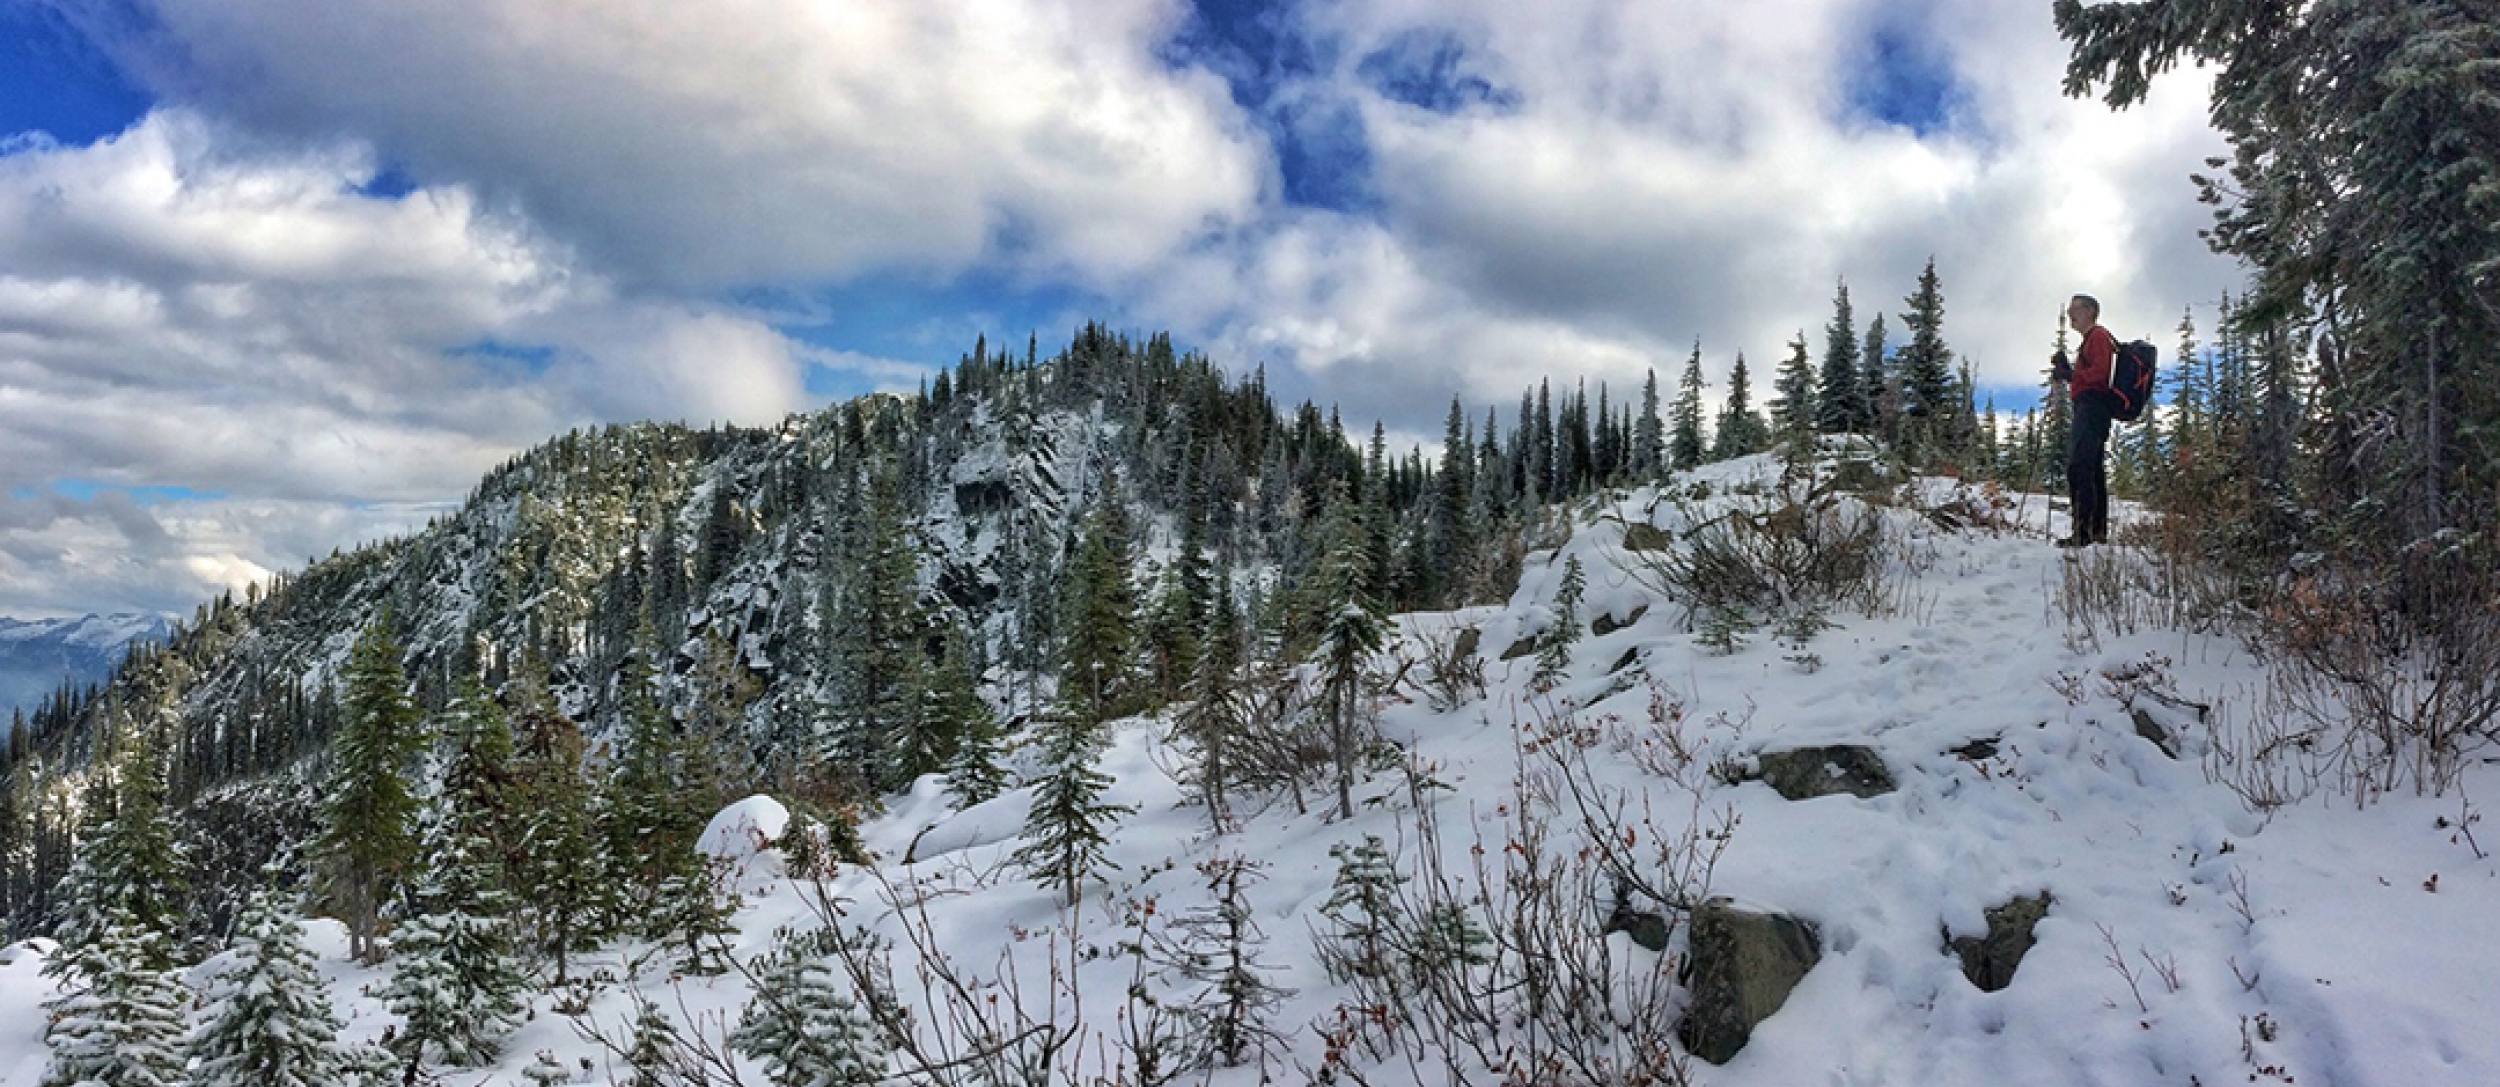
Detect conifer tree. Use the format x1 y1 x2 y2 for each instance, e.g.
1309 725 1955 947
1174 580 1246 834
836 463 927 787
508 663 613 983
1715 352 1770 460
1174 856 1288 1070
621 996 688 1087
189 884 347 1087
1633 368 1665 476
730 930 889 1087
382 820 527 1067
1425 397 1476 606
45 719 184 988
1817 280 1869 433
918 627 998 804
1670 342 1709 470
1771 331 1820 452
1012 698 1133 905
1897 258 1957 461
1861 312 1893 443
1534 556 1585 685
42 909 188 1087
1309 485 1386 820
1318 835 1403 984
1059 484 1140 725
315 618 425 963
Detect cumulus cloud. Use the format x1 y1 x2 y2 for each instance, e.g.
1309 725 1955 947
0 110 837 614
6 0 2252 616
98 0 1270 291
1126 0 2238 418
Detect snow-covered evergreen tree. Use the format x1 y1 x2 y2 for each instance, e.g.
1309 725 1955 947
1318 836 1404 985
189 884 346 1087
729 930 889 1087
314 618 425 963
1817 279 1868 433
42 909 189 1087
45 715 184 989
380 824 527 1067
1013 702 1133 905
1310 486 1387 820
1534 555 1585 686
1670 342 1708 470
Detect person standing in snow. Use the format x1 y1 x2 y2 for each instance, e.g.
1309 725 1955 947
2050 293 2117 547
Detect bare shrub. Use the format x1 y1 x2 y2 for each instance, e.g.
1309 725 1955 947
2257 558 2500 801
1311 698 1731 1086
1616 464 1895 643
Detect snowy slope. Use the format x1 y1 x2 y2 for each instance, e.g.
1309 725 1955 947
4 462 2493 1086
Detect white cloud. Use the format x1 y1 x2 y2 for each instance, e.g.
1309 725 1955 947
0 111 834 614
1119 0 2238 419
116 0 1270 290
6 0 2251 616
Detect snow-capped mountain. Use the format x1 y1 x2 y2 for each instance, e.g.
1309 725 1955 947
0 613 170 719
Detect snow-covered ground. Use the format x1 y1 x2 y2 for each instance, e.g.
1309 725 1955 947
4 459 2494 1086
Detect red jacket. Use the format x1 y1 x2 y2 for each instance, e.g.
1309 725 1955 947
2070 326 2116 399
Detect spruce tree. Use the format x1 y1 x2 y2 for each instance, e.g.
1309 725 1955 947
1633 368 1665 476
1174 580 1246 834
926 627 1002 805
509 663 614 983
381 820 527 1067
42 909 189 1087
729 930 889 1087
1897 258 1957 461
314 618 425 963
1534 556 1585 686
189 884 347 1087
1318 835 1404 984
1816 279 1868 433
1310 485 1387 820
1012 702 1133 906
1771 331 1820 452
1861 313 1893 443
45 720 184 988
1715 352 1770 460
1059 486 1140 725
1670 342 1708 470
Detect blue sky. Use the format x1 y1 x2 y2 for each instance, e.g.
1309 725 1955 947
0 0 2235 616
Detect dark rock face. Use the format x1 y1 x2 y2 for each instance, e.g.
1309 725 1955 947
1748 745 1896 800
1451 626 1481 661
1608 646 1642 675
953 479 1014 517
2129 708 2178 758
1948 892 2053 992
1678 899 1821 1064
1603 898 1673 953
1622 523 1675 552
1500 635 1540 662
1591 603 1650 637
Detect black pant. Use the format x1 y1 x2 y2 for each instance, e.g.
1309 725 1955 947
2067 392 2114 542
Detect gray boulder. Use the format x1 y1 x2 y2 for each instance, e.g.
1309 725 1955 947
1622 523 1675 552
1947 892 2052 992
1746 745 1896 800
1591 603 1650 637
1678 899 1821 1064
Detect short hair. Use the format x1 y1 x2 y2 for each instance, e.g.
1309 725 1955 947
2070 294 2101 321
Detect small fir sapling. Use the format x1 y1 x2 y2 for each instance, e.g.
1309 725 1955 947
189 883 350 1087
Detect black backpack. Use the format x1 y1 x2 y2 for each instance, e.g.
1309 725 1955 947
2110 339 2157 422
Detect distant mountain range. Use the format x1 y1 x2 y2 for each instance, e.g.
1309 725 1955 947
0 614 171 720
